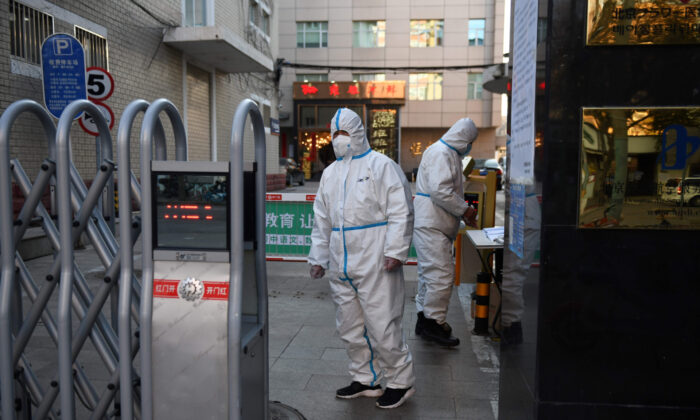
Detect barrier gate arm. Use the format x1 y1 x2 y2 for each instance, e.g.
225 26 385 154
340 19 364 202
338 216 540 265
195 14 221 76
139 98 188 420
118 99 169 420
229 99 269 420
0 100 57 420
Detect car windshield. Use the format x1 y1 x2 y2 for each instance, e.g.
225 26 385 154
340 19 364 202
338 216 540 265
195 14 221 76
664 178 680 187
473 158 487 168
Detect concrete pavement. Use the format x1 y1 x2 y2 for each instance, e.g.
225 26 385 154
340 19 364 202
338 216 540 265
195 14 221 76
267 261 500 420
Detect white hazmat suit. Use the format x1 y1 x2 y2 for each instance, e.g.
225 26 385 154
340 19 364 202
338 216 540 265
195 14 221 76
414 119 479 325
308 108 415 390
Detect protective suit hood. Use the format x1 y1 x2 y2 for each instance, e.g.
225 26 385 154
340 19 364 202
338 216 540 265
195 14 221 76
330 108 371 159
440 118 478 155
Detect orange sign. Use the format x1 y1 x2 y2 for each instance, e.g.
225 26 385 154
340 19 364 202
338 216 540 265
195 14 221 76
293 81 406 100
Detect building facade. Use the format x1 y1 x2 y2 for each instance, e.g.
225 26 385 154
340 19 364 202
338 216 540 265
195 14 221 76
277 0 509 179
1 0 282 192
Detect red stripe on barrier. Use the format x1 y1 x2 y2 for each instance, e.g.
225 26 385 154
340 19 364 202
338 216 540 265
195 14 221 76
266 194 282 201
305 194 316 201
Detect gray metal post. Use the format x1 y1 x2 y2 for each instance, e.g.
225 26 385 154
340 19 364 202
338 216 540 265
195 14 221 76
139 98 187 420
117 98 169 420
56 99 112 420
0 100 56 420
228 99 268 420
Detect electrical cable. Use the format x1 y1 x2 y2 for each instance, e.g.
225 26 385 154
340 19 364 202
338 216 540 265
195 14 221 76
279 60 503 73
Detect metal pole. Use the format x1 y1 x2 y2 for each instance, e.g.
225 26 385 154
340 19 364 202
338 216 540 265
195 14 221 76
0 100 56 420
14 257 100 409
10 161 118 366
228 99 268 420
139 98 187 420
117 99 150 420
56 99 112 420
12 160 54 246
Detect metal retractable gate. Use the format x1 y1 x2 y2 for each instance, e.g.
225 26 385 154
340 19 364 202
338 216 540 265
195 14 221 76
0 97 274 420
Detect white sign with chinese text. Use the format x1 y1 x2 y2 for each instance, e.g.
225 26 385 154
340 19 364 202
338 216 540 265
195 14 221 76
510 0 538 184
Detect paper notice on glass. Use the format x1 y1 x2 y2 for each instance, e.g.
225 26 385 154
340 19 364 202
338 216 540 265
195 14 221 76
510 0 538 184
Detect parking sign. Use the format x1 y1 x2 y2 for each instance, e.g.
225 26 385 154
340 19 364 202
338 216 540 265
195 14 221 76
41 34 87 119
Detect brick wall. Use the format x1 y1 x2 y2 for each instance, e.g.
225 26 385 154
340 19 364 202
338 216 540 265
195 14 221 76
0 0 281 184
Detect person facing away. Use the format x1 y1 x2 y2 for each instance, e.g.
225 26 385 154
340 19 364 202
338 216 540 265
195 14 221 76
413 118 479 347
308 108 416 409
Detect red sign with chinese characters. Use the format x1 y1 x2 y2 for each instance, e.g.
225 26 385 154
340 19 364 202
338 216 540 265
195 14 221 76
153 279 229 301
293 81 406 101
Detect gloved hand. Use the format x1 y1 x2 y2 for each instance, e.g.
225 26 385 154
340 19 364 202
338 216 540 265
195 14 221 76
310 265 325 279
384 257 402 272
462 206 478 228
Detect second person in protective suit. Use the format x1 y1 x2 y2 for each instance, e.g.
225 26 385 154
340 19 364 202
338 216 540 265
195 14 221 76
414 118 479 347
308 108 416 409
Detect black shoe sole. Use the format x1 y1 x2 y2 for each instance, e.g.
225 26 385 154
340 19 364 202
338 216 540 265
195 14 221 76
336 388 384 399
376 388 415 409
419 332 460 347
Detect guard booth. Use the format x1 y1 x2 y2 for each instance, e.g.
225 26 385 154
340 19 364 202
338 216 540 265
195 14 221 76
129 99 269 420
499 1 700 419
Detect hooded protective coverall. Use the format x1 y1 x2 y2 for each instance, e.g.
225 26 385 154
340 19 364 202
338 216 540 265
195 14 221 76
308 108 415 389
414 118 478 324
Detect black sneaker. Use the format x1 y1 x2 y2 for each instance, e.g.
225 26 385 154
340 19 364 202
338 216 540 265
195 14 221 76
415 311 426 335
376 387 415 409
501 321 523 346
419 317 460 347
335 381 383 399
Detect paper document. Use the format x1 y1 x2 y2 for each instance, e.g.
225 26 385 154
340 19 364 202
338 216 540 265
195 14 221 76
483 226 504 242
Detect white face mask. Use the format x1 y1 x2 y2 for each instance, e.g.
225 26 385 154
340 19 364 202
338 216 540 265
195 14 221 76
333 134 352 159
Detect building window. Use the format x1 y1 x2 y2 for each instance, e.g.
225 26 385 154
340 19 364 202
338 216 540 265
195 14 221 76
297 21 328 48
410 20 443 47
296 73 328 82
249 0 271 36
9 0 54 64
537 18 547 44
261 10 270 35
353 21 385 48
467 73 483 100
468 19 485 46
352 73 386 82
75 26 108 69
409 73 442 101
184 0 207 26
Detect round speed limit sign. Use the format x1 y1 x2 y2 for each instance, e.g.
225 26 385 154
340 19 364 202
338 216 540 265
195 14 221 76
86 67 114 101
79 102 114 136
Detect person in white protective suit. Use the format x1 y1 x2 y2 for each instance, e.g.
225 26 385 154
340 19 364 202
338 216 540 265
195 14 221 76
500 182 541 345
413 118 479 347
308 108 416 409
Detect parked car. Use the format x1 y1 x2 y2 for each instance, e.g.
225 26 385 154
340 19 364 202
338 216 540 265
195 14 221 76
279 157 304 186
470 158 504 190
660 178 681 203
677 177 700 206
660 177 700 206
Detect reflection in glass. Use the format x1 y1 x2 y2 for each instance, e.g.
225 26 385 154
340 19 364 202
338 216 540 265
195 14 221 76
369 109 398 161
587 0 700 46
353 21 386 47
410 20 444 47
579 107 700 229
154 173 228 249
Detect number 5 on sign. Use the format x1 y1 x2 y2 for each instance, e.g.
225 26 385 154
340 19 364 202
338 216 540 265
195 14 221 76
86 67 114 101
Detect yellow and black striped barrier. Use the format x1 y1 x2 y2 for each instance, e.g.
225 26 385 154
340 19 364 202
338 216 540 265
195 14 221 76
472 271 490 335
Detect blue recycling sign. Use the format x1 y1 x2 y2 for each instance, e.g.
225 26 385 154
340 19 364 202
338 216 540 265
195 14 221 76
41 34 87 119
